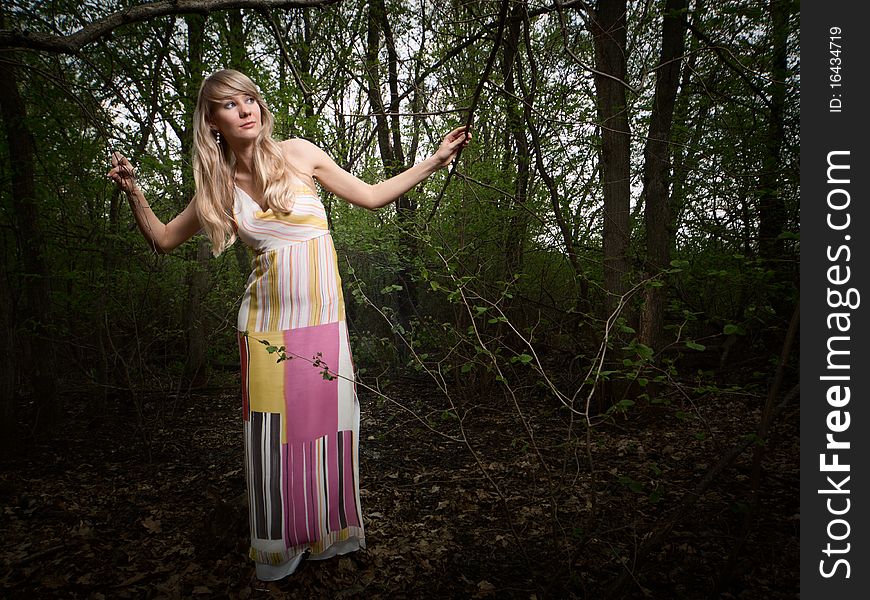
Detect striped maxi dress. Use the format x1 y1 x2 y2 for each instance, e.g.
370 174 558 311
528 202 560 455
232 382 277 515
233 180 365 579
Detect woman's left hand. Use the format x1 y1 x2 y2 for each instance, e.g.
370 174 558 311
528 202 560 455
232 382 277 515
432 125 472 169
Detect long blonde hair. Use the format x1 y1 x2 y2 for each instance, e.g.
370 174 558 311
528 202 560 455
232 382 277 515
192 69 298 256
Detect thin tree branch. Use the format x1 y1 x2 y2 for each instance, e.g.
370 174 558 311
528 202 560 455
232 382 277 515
254 8 312 98
0 0 342 53
685 20 773 109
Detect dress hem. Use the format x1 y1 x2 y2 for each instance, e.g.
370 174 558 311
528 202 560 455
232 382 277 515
251 532 366 581
249 527 366 565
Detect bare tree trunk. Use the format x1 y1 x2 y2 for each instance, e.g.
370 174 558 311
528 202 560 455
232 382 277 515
757 0 789 263
366 0 418 341
638 0 689 354
520 11 588 321
500 8 531 278
0 55 59 432
589 0 632 405
756 0 793 328
182 13 210 385
590 0 632 319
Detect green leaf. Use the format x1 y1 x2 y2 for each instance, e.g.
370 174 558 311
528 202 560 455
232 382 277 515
616 398 635 410
517 353 533 364
723 324 739 335
634 343 654 360
441 409 458 421
461 363 473 373
685 341 706 351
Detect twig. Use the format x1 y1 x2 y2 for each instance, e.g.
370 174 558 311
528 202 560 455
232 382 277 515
426 0 511 224
245 329 462 444
12 543 69 567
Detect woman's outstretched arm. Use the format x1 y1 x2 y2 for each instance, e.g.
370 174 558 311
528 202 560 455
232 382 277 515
108 152 201 254
286 126 471 210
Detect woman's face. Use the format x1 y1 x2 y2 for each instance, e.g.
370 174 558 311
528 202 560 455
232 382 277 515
209 92 263 144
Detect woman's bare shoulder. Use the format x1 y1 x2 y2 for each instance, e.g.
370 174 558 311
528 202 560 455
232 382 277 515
280 138 322 173
279 138 320 190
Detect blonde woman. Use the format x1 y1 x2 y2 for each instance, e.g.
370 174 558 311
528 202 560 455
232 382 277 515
108 69 470 581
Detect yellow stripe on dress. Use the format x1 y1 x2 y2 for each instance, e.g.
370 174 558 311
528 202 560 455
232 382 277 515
267 255 281 332
330 242 346 322
253 212 328 229
245 258 264 333
308 240 320 327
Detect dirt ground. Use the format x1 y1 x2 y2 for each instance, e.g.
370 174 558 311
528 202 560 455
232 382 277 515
0 373 799 598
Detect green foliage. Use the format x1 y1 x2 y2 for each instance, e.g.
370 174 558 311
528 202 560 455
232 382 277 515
0 0 797 436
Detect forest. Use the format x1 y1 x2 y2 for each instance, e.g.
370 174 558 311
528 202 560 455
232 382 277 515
0 0 799 598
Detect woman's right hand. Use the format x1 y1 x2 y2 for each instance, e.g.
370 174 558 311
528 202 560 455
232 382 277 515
108 152 137 194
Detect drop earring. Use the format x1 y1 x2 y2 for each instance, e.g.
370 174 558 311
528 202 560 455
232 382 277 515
215 130 222 145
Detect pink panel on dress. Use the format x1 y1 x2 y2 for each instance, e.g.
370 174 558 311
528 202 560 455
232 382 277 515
282 322 339 442
284 442 320 547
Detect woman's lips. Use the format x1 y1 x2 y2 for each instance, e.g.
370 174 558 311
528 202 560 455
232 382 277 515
241 122 256 129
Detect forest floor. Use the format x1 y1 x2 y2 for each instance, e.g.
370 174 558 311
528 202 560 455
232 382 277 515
0 372 798 599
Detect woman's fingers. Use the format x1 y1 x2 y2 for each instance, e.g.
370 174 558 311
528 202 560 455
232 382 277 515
431 125 472 168
447 125 470 141
110 152 124 168
109 152 134 179
107 152 136 191
443 126 470 146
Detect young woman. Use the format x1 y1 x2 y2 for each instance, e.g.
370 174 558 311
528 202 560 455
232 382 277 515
108 69 470 581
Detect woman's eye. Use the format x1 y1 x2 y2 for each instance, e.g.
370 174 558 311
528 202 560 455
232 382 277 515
224 101 236 109
245 97 255 104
